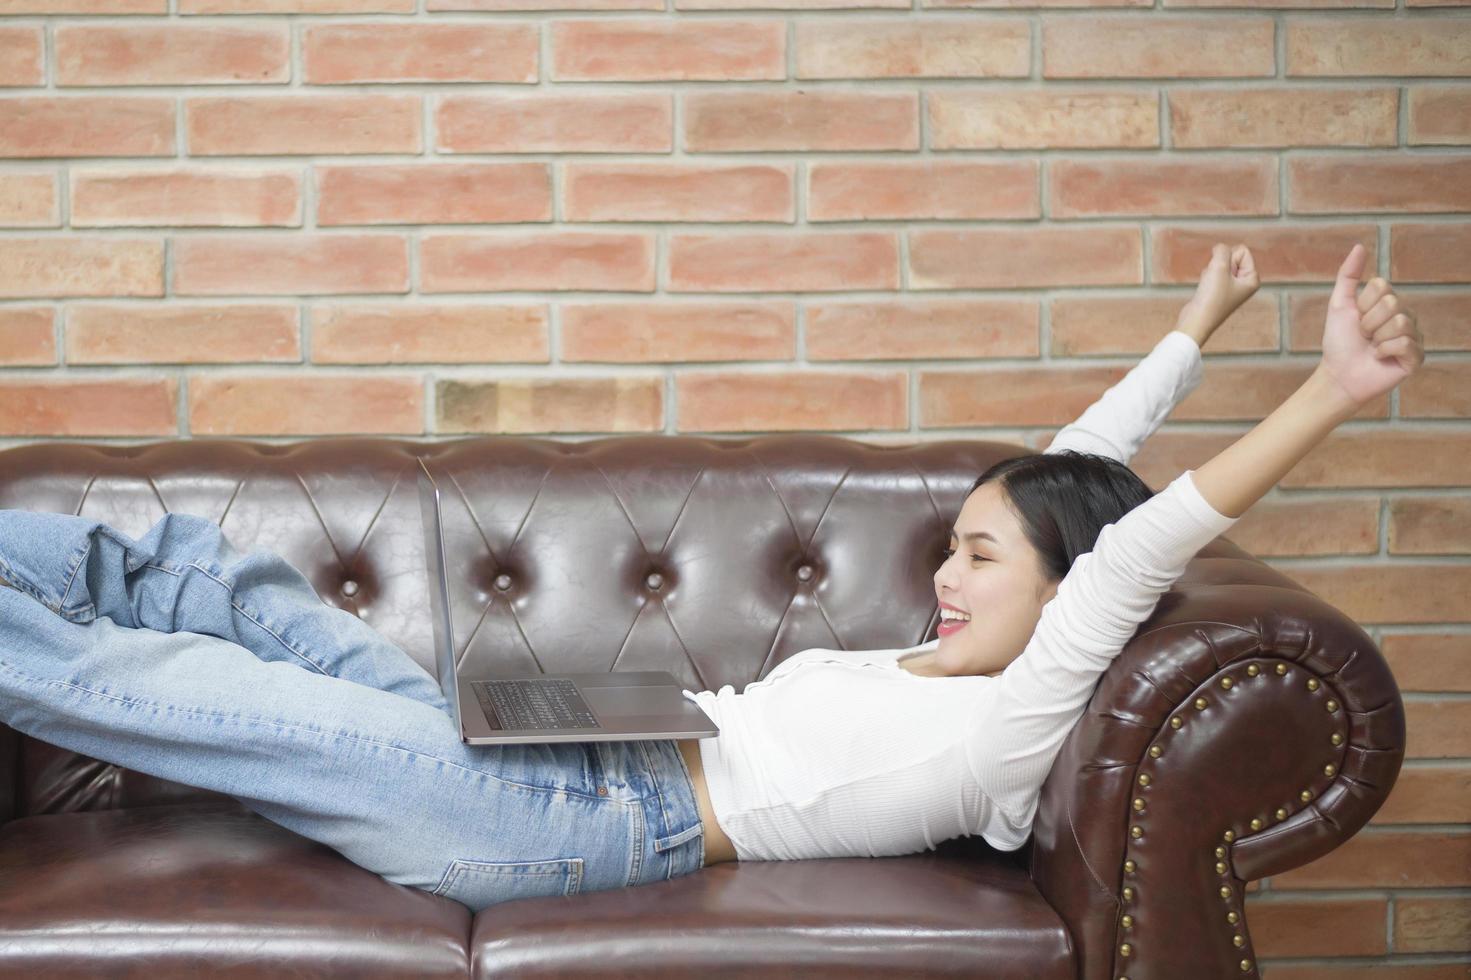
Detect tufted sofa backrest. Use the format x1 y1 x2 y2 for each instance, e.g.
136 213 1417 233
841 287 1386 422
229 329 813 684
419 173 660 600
0 435 1261 821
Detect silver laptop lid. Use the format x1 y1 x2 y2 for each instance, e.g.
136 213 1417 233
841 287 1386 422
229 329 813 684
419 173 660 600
417 457 463 734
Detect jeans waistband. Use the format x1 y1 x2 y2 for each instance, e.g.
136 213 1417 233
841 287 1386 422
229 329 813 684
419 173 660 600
602 738 705 884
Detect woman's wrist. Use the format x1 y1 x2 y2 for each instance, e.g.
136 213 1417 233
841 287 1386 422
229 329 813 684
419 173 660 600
1172 312 1217 347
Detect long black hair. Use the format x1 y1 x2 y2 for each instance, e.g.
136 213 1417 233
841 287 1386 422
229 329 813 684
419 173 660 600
968 450 1157 586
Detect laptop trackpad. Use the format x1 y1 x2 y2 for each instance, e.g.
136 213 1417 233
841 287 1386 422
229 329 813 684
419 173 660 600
586 687 681 715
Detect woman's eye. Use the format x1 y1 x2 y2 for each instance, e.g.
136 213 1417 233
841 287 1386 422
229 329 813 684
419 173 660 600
971 555 988 563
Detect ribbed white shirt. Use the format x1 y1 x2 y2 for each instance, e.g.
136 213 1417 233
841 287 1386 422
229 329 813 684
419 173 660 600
681 330 1242 861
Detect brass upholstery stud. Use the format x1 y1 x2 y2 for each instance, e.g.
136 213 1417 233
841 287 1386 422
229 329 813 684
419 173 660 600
1250 817 1263 830
1223 830 1235 842
1123 886 1135 901
1219 885 1231 899
1125 859 1137 872
1325 763 1337 776
1221 677 1234 689
1241 960 1253 972
1195 697 1209 709
1131 826 1143 839
1246 664 1260 677
1300 790 1312 802
1275 663 1287 675
1138 774 1151 787
1215 845 1227 858
1133 798 1146 812
1233 935 1245 948
1170 717 1183 729
1150 746 1162 758
1326 699 1338 712
1331 733 1344 746
1216 861 1228 874
1121 914 1134 928
1227 911 1240 925
1275 807 1288 820
1120 943 1132 957
1307 678 1320 691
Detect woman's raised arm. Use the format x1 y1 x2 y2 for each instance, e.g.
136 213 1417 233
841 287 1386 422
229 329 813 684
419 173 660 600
1192 242 1424 519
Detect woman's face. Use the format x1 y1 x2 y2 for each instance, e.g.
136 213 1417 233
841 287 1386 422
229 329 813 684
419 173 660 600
931 480 1059 678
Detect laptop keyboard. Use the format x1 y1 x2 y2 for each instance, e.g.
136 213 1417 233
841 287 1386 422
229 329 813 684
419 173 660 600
473 678 601 731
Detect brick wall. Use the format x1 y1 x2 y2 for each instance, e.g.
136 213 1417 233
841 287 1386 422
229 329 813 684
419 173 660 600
1 0 1468 972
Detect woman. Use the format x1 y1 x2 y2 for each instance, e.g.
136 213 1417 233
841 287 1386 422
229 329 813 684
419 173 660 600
0 243 1423 911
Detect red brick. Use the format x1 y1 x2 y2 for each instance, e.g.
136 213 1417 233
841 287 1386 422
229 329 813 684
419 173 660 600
71 169 302 227
1051 296 1279 356
0 171 59 227
560 301 795 362
1410 85 1471 145
55 25 288 86
189 373 423 435
0 26 43 86
1288 19 1471 77
1152 224 1377 283
677 370 907 431
1289 154 1471 213
0 238 163 298
436 377 663 434
0 97 174 158
1282 429 1471 488
173 235 408 296
310 304 549 364
1045 16 1273 78
0 307 55 366
922 364 1132 427
795 19 1028 78
910 226 1141 289
1380 634 1471 693
182 0 409 9
668 232 899 292
436 93 671 153
1170 87 1398 148
1372 763 1471 823
1177 363 1388 421
1394 497 1471 550
0 378 176 437
0 0 161 12
1226 495 1380 557
187 96 421 156
421 233 655 293
685 90 919 151
809 160 1037 221
1270 830 1471 889
563 163 794 223
1283 564 1471 626
1395 896 1471 955
66 304 299 364
552 20 784 80
1391 222 1471 283
434 0 656 9
807 299 1039 360
1404 700 1471 758
316 164 550 226
1050 156 1277 218
929 88 1157 149
1288 289 1471 353
1400 363 1471 420
1242 895 1387 958
303 23 537 83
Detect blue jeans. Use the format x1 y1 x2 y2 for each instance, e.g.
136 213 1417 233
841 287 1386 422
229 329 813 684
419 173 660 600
0 509 705 912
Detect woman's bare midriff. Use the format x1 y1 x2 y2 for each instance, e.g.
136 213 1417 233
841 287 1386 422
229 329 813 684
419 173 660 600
677 737 738 865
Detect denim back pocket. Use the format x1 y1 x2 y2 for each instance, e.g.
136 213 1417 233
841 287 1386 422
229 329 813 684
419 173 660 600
432 856 586 911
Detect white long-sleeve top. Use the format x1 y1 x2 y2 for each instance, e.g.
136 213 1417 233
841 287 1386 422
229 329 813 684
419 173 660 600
681 330 1242 861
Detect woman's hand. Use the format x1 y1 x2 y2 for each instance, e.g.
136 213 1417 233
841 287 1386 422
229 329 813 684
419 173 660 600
1316 243 1426 409
1175 242 1260 346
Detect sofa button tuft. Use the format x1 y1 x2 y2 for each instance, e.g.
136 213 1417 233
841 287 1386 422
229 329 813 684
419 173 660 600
645 572 664 591
341 580 359 597
796 564 814 582
494 573 513 591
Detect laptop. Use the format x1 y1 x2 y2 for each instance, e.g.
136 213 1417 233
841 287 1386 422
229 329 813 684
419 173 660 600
417 457 721 746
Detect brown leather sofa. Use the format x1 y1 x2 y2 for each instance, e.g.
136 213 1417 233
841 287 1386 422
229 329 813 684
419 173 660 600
0 435 1405 979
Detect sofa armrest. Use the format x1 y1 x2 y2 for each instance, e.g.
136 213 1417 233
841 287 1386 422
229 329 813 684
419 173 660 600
1026 576 1405 980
